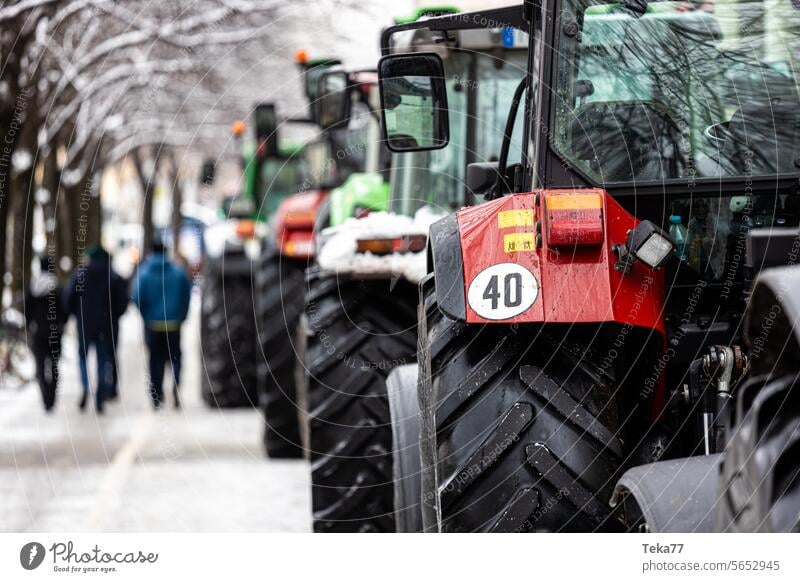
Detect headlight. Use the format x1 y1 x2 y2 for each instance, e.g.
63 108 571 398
634 229 674 269
614 220 674 273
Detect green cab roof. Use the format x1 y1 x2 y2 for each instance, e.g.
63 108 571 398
278 142 305 157
394 5 459 25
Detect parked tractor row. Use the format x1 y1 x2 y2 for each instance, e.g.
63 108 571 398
203 1 800 533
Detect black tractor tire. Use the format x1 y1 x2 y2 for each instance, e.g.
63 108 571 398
418 273 624 532
718 371 800 532
200 256 258 408
254 245 306 458
305 271 419 532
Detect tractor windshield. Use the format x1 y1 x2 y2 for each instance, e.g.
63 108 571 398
304 123 369 190
553 0 800 185
390 49 528 216
257 155 308 219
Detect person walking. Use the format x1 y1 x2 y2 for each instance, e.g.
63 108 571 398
64 244 129 413
132 240 192 409
25 256 66 412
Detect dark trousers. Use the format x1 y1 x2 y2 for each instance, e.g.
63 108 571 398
108 324 120 399
144 329 182 406
78 334 114 410
32 335 60 410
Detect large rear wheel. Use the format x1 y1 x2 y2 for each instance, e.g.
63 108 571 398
200 256 258 408
418 274 625 532
305 271 418 532
254 245 306 458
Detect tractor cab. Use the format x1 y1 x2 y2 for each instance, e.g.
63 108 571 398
319 68 393 227
387 26 529 218
271 66 383 259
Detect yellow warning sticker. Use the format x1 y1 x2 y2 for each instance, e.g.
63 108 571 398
504 232 536 253
498 209 534 229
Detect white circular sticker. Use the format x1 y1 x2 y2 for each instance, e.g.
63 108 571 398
467 262 539 320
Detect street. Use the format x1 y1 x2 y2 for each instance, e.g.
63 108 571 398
0 292 311 532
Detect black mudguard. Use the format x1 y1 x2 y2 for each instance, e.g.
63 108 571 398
427 215 466 321
611 455 721 533
745 264 800 376
716 265 800 532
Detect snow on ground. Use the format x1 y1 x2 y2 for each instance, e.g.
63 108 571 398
0 292 311 532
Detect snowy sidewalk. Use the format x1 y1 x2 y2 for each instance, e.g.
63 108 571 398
0 293 311 532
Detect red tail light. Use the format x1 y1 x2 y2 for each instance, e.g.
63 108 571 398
356 234 426 255
543 192 604 246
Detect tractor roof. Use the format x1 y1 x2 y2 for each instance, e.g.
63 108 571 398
394 5 460 25
381 4 528 55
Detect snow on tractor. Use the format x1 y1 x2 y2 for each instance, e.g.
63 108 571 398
254 67 391 458
375 1 800 533
300 7 532 532
201 103 306 408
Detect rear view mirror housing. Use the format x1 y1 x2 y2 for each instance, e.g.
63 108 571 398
302 59 342 123
378 52 449 152
253 103 279 159
316 71 351 131
200 159 215 185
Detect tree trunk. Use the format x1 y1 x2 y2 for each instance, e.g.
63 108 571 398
133 147 158 255
9 110 37 306
0 110 14 291
0 52 24 294
86 171 102 248
169 150 183 258
41 151 64 279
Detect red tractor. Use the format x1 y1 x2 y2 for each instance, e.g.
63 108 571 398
378 1 800 532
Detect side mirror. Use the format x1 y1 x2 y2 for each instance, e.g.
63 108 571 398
302 59 342 122
378 52 449 152
253 103 278 158
316 71 351 130
200 159 215 186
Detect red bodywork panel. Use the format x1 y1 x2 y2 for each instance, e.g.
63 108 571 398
457 189 665 333
274 189 328 259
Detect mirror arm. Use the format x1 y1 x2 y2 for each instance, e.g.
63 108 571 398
489 76 528 200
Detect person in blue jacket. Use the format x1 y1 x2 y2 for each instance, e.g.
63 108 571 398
132 240 192 409
64 244 129 413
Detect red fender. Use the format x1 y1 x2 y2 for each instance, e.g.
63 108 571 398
274 189 329 258
457 189 665 333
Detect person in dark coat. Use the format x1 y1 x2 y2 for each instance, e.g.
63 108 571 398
64 244 129 413
25 255 66 412
132 240 192 409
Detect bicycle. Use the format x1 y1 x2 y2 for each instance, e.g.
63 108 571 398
0 308 36 390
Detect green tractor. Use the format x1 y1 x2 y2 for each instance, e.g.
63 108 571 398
301 8 530 532
200 104 308 408
255 66 391 457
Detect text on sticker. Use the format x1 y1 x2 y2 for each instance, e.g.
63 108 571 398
498 209 534 229
504 232 536 253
